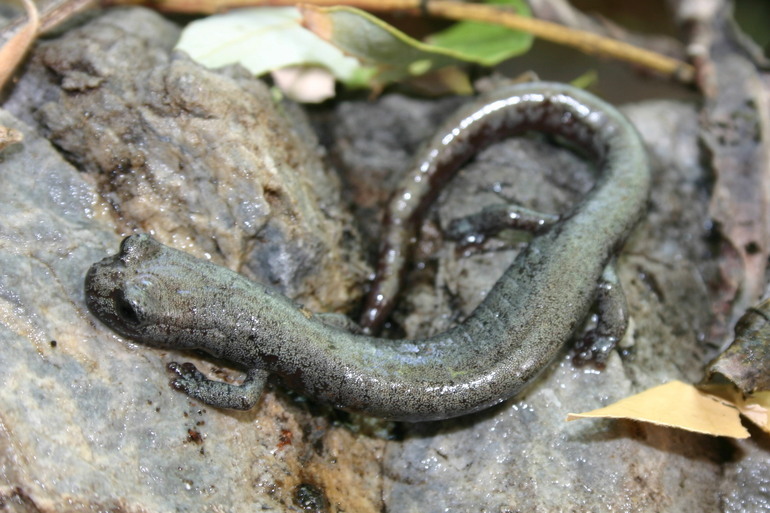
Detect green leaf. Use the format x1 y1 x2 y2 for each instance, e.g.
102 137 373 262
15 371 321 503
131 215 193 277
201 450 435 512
301 5 468 87
301 2 533 89
426 0 533 66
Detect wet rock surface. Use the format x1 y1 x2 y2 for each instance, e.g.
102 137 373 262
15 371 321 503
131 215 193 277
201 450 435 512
0 5 766 512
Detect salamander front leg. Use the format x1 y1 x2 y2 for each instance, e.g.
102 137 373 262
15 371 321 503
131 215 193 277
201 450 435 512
573 262 629 367
167 362 268 410
446 204 559 243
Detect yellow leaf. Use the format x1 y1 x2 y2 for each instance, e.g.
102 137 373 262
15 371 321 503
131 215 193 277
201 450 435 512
567 380 750 438
703 386 770 434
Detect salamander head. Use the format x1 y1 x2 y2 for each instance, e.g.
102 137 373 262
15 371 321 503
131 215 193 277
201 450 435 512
85 234 200 348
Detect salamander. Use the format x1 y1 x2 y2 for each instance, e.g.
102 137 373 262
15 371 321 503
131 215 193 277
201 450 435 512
85 82 650 421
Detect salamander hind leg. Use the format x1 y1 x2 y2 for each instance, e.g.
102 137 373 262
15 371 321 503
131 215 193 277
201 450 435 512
167 362 268 410
573 262 630 368
446 204 559 245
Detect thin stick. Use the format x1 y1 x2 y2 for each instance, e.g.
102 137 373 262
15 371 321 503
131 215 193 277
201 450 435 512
0 0 39 88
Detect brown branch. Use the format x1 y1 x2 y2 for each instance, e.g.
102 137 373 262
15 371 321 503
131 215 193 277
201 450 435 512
39 0 100 33
0 0 98 90
0 0 39 89
109 0 421 12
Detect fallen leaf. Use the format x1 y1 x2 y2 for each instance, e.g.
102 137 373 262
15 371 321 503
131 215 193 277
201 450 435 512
425 0 533 66
567 380 750 438
301 3 530 90
0 125 23 151
699 384 770 434
175 7 361 82
735 392 770 433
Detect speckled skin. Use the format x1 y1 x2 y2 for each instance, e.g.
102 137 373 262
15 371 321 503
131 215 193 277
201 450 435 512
85 82 650 421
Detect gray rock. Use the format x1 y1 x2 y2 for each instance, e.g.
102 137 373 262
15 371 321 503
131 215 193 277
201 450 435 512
1 7 380 513
721 435 770 512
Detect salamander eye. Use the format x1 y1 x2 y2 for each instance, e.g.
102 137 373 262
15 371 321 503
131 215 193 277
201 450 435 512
113 290 141 325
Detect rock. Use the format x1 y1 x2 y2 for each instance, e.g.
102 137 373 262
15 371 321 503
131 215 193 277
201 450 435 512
6 7 366 312
1 7 379 513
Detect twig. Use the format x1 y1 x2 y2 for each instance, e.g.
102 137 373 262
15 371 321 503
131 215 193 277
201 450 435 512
39 0 100 33
0 0 39 89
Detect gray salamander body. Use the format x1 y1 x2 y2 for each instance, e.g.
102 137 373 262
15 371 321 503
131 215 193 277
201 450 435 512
85 82 650 421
